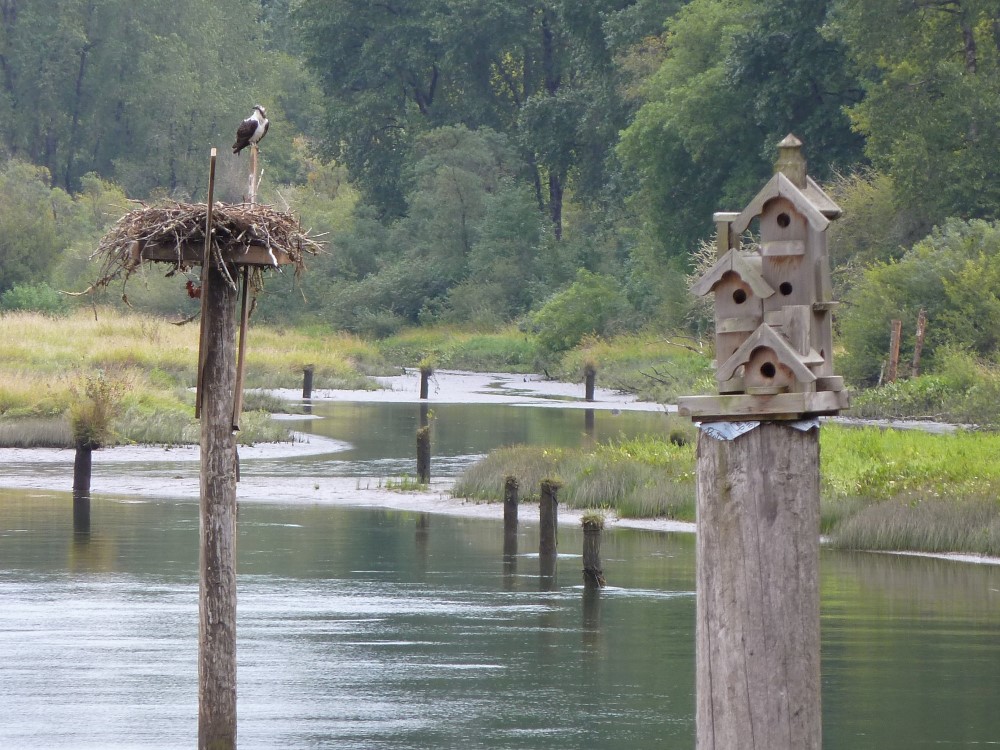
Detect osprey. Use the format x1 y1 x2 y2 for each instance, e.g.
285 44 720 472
232 105 269 155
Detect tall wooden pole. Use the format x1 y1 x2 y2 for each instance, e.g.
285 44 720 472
695 423 821 750
198 148 238 750
199 261 239 750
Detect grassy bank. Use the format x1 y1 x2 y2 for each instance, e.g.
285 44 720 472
0 309 385 447
453 424 1000 557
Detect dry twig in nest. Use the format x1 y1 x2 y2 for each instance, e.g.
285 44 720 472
90 201 324 293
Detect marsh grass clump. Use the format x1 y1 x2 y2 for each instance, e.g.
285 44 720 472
829 497 1000 557
452 436 696 520
69 371 131 449
0 417 74 448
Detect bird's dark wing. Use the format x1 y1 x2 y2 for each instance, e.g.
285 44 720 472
232 117 256 154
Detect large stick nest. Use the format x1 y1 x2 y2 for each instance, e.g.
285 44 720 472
92 201 324 292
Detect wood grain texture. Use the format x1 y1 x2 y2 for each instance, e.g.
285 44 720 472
199 264 239 750
695 422 821 750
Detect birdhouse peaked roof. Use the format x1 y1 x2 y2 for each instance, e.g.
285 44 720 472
690 248 775 299
730 172 841 237
716 323 822 384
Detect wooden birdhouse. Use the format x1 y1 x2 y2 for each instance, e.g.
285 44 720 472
679 135 849 421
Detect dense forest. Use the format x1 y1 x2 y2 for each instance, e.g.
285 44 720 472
3 0 1000 387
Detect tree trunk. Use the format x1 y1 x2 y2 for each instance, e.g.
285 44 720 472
198 263 239 750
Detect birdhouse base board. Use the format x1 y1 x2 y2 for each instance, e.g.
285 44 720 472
677 389 849 422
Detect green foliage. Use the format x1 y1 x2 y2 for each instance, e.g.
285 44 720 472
618 0 863 261
839 219 1000 385
848 348 1000 428
0 283 64 315
528 269 630 354
829 0 1000 228
0 162 64 293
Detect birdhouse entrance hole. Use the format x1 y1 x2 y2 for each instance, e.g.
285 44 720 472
760 362 777 379
733 288 748 304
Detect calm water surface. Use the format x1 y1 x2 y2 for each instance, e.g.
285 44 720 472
1 400 999 748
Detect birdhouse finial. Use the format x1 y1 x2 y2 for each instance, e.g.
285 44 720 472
775 133 807 189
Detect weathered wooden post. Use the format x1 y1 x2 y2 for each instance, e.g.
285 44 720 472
73 441 94 497
581 513 606 588
419 363 433 400
302 364 314 400
416 424 431 483
678 134 848 750
887 318 902 383
503 475 519 556
538 479 560 559
584 363 596 402
911 308 927 378
91 137 321 749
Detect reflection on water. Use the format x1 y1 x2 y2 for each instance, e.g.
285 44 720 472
1 398 1000 748
0 493 696 749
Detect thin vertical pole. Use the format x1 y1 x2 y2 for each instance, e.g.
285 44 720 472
232 268 250 431
195 148 217 419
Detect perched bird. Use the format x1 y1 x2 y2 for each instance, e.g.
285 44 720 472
232 105 269 155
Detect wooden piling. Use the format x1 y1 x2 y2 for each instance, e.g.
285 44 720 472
582 516 606 588
539 479 560 559
73 443 93 497
503 475 519 554
419 364 432 400
198 260 240 750
416 425 431 483
695 422 821 750
302 365 314 400
584 364 596 402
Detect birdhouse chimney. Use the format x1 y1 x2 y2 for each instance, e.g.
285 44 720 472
775 133 807 189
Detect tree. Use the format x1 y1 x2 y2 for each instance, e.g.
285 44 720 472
295 0 656 238
618 0 863 262
0 161 64 293
829 0 1000 226
0 0 306 197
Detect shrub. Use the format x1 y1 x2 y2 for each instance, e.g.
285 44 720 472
0 282 65 314
528 269 630 354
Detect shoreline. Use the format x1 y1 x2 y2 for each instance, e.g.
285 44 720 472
3 369 997 565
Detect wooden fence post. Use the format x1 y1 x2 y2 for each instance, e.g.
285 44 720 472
911 308 927 378
696 423 821 750
887 319 902 383
584 363 596 402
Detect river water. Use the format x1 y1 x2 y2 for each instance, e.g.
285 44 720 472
1 393 999 748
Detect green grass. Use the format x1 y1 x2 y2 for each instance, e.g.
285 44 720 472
452 437 697 521
0 308 380 446
454 424 1000 555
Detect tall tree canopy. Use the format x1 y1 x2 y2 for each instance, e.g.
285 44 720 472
294 0 657 238
618 0 864 260
830 0 1000 228
0 0 308 197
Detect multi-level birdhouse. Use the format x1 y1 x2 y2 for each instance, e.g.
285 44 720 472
679 135 849 421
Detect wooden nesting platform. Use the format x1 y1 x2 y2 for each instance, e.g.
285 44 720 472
92 201 322 291
128 238 294 268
